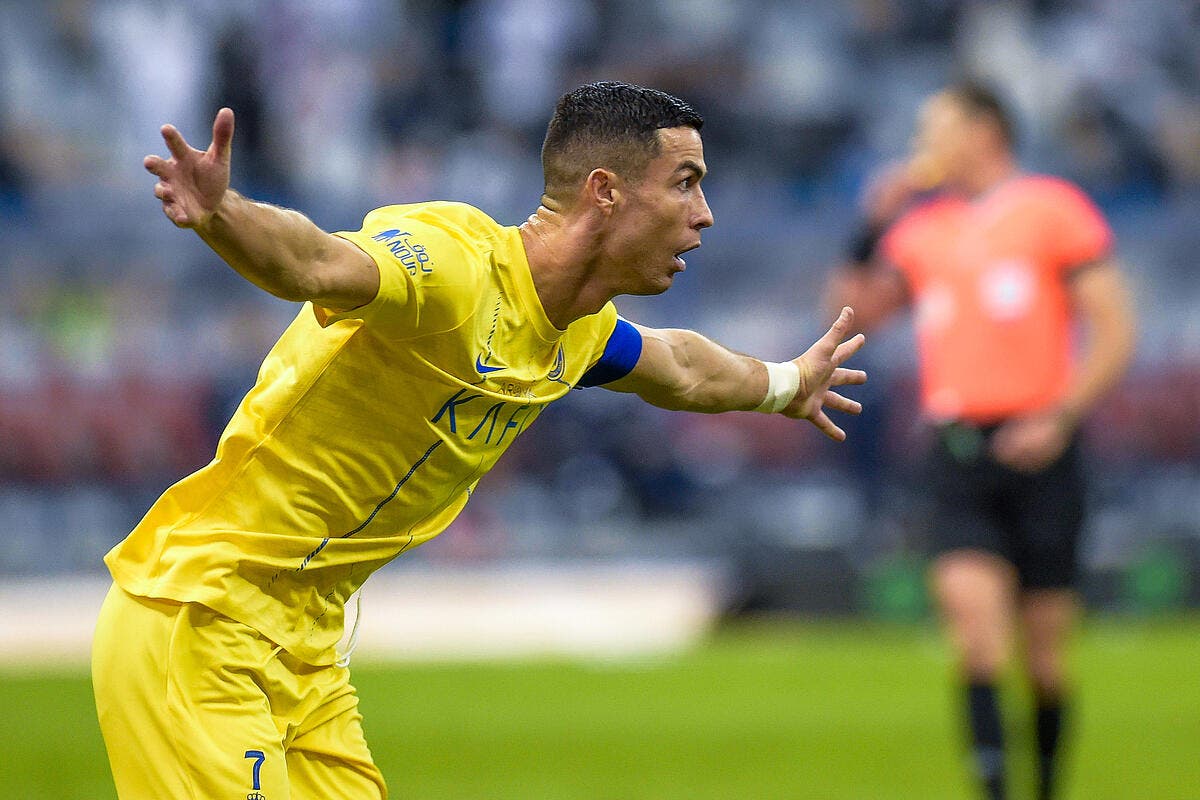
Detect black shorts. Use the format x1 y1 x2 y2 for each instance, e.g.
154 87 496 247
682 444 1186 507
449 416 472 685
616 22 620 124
924 420 1086 591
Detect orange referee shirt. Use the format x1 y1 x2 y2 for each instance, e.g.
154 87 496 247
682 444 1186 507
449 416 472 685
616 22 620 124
882 175 1112 424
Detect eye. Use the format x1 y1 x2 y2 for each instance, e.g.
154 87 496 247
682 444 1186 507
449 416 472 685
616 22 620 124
678 177 693 190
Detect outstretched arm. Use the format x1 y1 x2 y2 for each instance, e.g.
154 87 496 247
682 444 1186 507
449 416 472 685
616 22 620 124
144 108 378 311
604 307 868 441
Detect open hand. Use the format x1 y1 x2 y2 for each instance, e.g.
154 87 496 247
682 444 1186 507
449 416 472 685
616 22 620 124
144 108 235 228
783 307 868 440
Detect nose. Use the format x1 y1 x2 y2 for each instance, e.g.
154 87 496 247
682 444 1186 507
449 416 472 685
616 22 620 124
693 188 714 230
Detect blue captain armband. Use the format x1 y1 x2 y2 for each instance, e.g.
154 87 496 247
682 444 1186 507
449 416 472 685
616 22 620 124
578 318 643 387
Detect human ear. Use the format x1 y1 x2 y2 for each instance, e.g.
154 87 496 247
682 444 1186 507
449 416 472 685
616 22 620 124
584 168 620 213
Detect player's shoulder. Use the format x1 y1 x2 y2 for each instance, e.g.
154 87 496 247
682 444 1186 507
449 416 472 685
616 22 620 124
407 200 506 234
353 201 513 282
362 201 505 243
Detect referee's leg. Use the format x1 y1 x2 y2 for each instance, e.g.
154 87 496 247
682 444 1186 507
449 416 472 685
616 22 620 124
1021 589 1079 800
1021 590 1078 701
1012 431 1085 800
931 550 1019 800
931 549 1019 680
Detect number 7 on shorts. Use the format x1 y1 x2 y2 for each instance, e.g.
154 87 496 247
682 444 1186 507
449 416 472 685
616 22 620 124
244 750 266 791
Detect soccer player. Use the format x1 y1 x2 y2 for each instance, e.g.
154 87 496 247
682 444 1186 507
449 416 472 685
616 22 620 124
829 82 1136 800
92 81 867 798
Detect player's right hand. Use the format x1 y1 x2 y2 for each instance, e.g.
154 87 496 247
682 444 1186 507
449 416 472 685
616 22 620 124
143 107 234 228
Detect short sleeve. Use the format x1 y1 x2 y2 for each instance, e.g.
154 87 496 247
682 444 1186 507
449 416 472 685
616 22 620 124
1039 180 1113 272
318 205 482 338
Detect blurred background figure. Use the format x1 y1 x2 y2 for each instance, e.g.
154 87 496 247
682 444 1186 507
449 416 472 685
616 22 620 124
0 0 1197 713
827 81 1135 800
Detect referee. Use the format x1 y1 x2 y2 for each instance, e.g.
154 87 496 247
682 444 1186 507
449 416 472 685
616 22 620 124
829 82 1136 799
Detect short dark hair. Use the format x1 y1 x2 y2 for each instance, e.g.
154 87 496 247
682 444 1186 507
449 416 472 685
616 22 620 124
541 81 704 201
945 80 1016 148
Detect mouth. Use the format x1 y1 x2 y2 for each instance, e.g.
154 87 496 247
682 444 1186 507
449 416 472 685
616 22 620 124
673 242 701 269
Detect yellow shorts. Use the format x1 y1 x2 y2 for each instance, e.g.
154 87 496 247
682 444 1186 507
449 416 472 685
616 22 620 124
92 584 386 800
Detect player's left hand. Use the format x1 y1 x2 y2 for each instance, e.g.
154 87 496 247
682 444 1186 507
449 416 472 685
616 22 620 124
143 107 235 228
782 306 868 440
990 412 1072 473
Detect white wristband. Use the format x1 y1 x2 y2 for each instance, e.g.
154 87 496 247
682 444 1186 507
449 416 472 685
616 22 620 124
754 361 801 414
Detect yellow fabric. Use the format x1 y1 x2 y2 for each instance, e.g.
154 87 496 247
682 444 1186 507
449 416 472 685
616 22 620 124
104 201 619 664
92 583 387 799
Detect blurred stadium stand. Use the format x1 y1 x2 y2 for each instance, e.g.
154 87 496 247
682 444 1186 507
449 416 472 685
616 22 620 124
1 0 1198 615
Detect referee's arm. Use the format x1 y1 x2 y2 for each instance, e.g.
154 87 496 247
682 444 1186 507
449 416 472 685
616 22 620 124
991 257 1136 472
1058 258 1137 426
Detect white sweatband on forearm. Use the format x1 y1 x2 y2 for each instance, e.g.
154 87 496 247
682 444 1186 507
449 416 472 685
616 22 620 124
754 361 801 413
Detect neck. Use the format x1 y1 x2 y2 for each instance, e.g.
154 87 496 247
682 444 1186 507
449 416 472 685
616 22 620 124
962 153 1019 197
519 202 614 330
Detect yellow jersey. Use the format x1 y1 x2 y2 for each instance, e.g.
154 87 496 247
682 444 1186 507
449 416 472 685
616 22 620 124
105 201 636 664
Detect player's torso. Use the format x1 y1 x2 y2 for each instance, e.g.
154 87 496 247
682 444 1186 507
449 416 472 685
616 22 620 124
193 241 591 543
106 202 621 661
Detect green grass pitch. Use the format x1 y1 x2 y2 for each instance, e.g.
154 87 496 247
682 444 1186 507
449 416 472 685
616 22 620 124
3 615 1197 799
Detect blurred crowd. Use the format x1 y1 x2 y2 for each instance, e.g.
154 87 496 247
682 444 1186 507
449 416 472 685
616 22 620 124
2 0 1199 598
